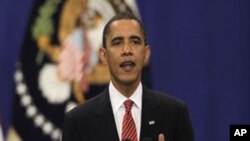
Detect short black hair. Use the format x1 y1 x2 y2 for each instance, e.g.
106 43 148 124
102 12 148 48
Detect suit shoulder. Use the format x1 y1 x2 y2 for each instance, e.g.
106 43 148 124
65 93 102 119
155 91 185 105
145 87 187 110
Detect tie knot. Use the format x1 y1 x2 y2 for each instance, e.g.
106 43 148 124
124 99 133 112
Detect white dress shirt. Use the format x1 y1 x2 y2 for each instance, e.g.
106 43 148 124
109 81 142 141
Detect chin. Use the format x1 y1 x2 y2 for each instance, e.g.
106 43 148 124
111 72 141 86
121 80 137 86
119 76 140 86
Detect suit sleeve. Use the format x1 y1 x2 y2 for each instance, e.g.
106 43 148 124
175 104 195 141
62 113 81 141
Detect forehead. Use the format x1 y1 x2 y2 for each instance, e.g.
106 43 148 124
111 19 140 28
108 19 143 37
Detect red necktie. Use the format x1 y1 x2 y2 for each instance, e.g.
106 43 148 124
122 100 138 141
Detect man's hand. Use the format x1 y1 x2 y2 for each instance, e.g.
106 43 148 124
158 133 165 141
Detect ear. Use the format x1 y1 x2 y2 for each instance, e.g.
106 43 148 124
143 45 151 66
99 47 108 65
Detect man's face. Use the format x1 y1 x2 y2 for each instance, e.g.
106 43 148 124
100 19 150 86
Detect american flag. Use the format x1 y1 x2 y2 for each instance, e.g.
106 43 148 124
9 0 151 141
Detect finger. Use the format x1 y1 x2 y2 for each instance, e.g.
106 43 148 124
158 133 165 141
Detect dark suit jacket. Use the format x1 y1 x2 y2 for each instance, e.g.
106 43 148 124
62 86 194 141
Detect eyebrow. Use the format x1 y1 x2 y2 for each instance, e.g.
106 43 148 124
111 36 123 42
130 35 142 41
110 35 143 44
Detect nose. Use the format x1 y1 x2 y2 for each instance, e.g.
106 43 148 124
122 43 133 56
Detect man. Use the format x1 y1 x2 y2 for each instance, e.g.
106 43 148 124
62 12 194 141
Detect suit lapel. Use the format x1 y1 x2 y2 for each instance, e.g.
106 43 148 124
93 89 119 141
91 86 162 141
140 87 162 141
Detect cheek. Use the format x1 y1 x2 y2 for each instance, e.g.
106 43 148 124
138 51 147 62
106 53 119 66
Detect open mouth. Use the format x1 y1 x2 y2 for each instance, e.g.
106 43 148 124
120 61 135 71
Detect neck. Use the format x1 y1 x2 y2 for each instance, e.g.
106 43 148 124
111 81 140 98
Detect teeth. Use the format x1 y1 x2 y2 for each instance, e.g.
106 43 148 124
121 61 134 67
124 62 132 66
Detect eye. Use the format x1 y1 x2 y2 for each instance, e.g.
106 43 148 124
131 36 142 45
112 40 121 46
132 39 141 44
111 37 123 47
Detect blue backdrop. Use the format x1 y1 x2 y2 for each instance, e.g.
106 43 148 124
1 0 250 141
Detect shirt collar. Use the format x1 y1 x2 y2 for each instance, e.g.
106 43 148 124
109 81 142 113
